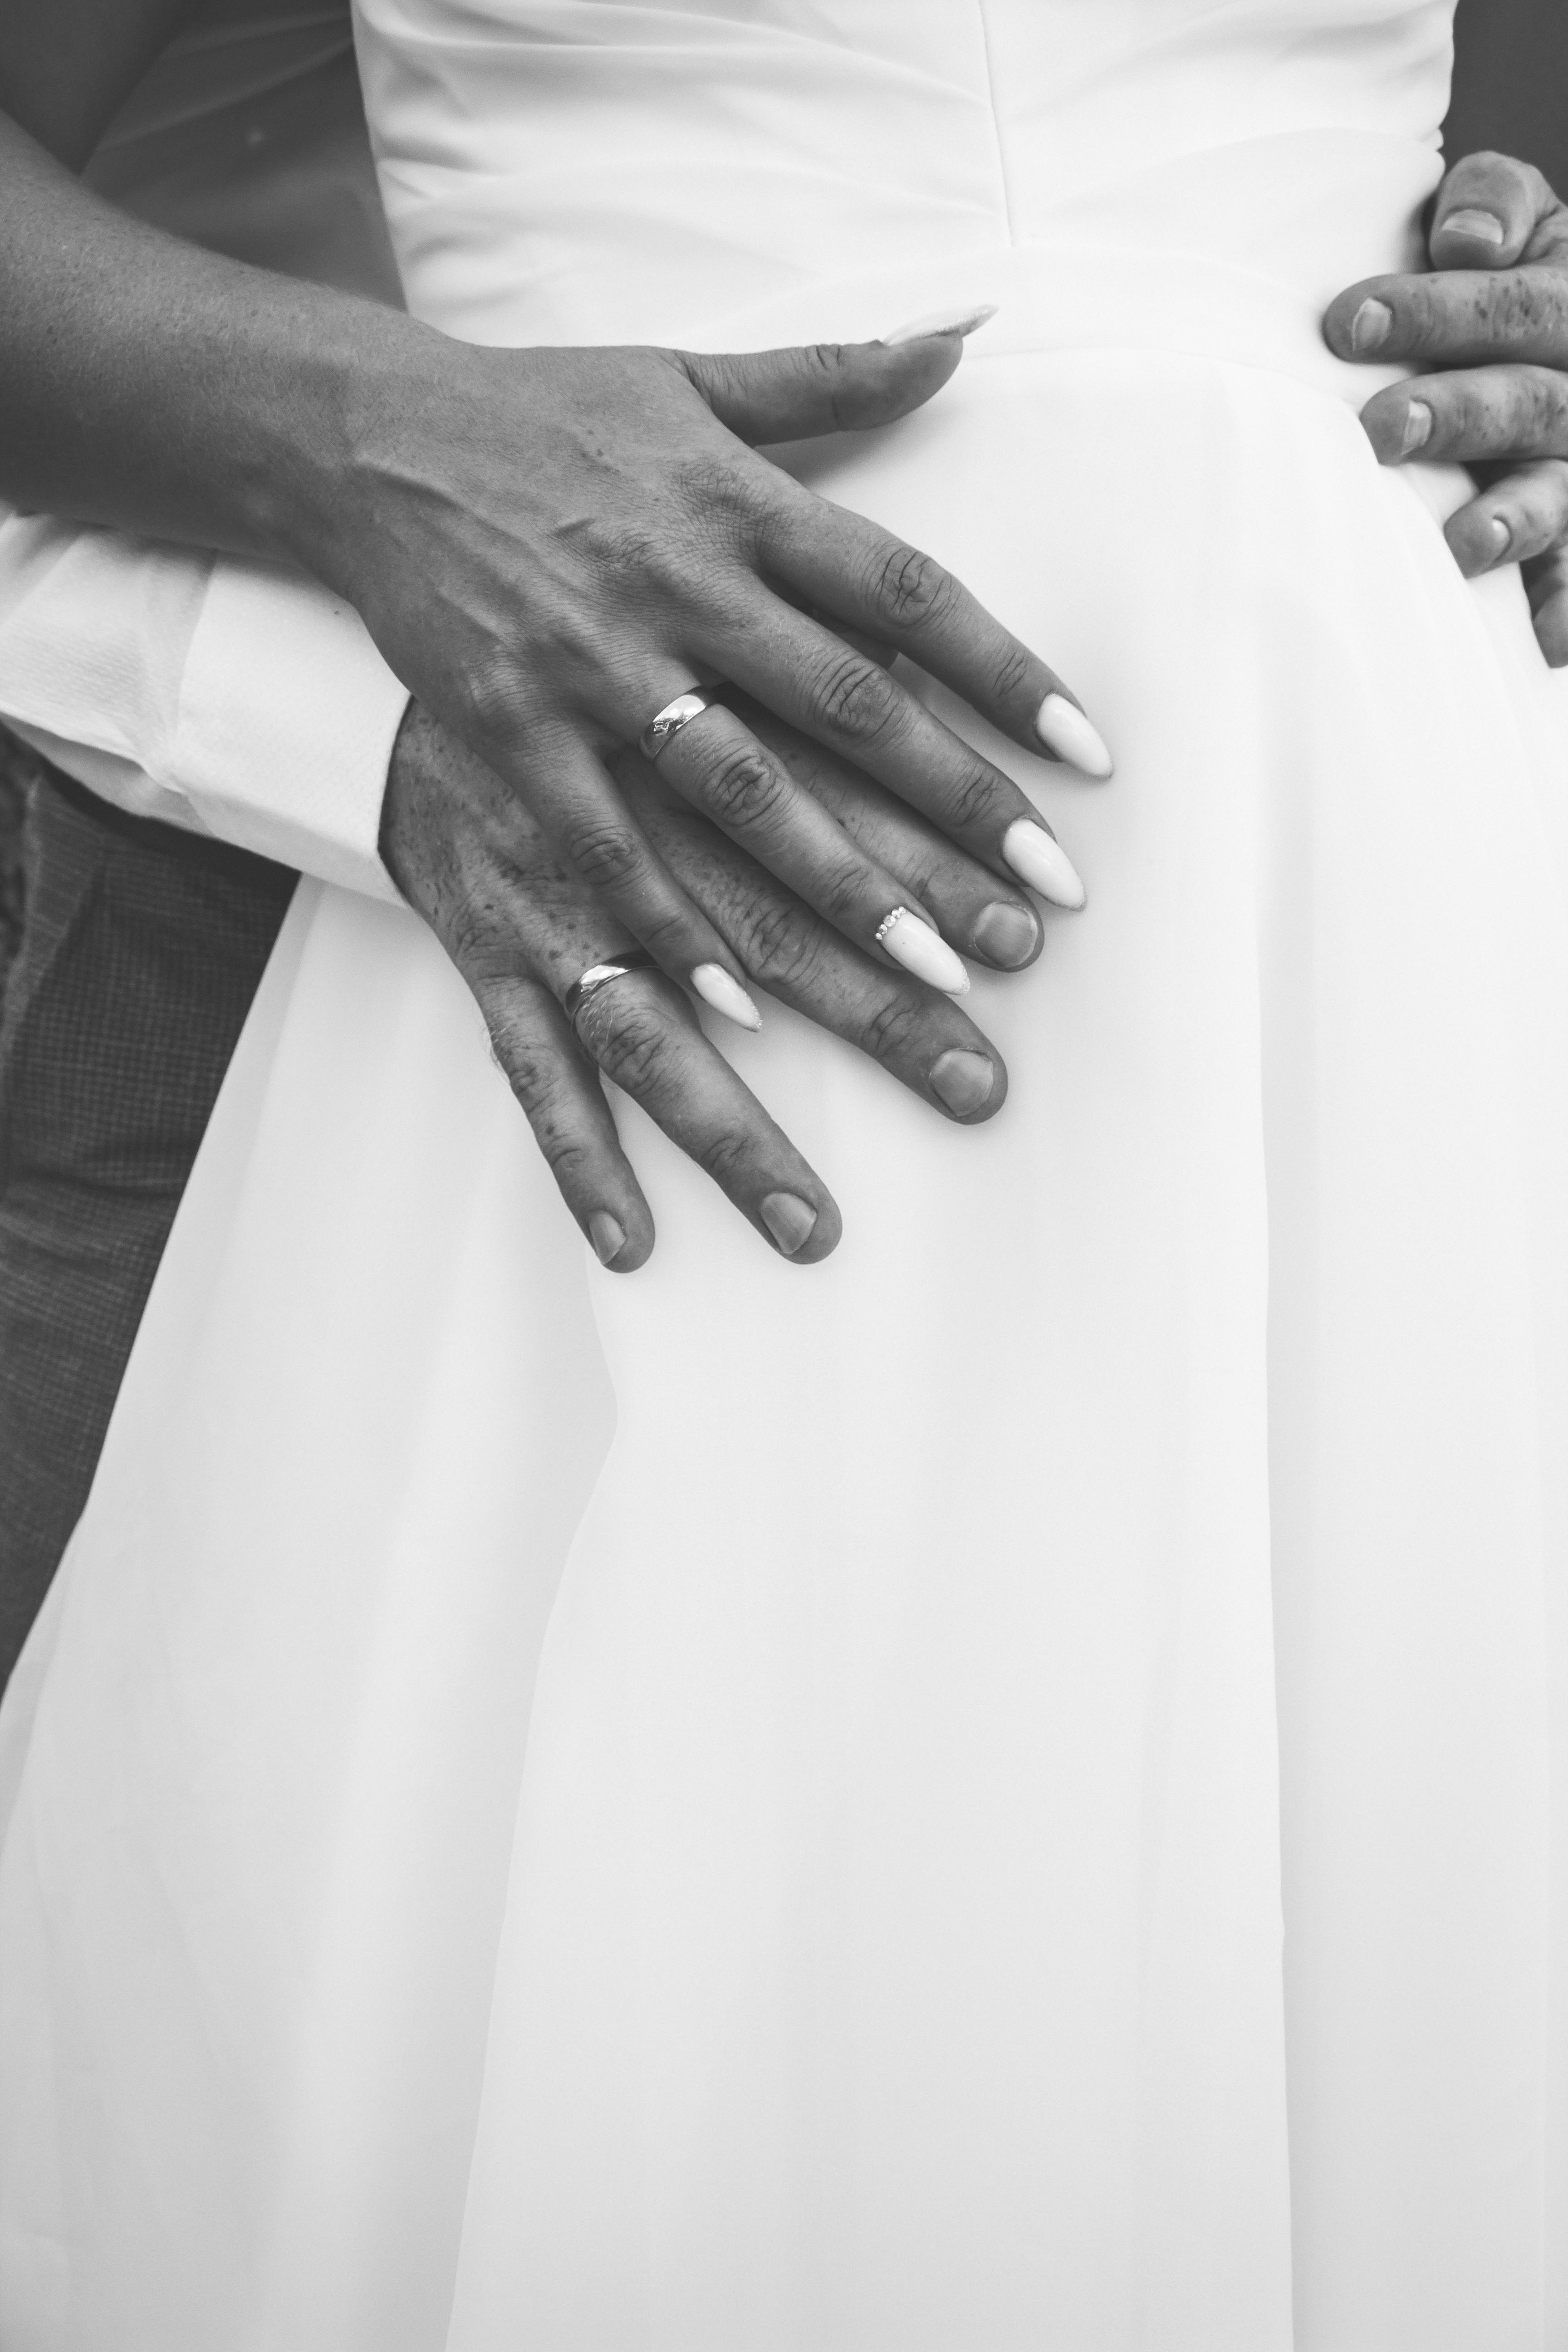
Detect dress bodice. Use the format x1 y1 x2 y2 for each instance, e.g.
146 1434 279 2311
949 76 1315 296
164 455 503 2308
351 0 1455 355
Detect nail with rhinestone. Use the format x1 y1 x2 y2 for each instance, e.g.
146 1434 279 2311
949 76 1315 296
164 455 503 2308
875 906 970 995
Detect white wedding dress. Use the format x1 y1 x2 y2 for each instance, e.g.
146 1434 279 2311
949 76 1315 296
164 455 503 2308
4 3 1568 2346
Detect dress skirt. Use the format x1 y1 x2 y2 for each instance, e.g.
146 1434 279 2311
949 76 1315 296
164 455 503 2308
3 245 1568 2349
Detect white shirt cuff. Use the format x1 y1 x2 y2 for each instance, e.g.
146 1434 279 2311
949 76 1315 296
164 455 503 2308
0 511 408 902
171 555 409 902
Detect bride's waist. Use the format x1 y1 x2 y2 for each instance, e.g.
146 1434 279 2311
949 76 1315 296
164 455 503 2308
384 128 1444 409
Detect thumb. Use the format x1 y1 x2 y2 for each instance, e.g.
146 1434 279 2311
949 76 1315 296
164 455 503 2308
677 306 995 444
1429 149 1558 269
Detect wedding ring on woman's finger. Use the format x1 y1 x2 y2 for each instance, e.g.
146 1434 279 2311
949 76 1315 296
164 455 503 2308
563 946 661 1024
638 686 727 763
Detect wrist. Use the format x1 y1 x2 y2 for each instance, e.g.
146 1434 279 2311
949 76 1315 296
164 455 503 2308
252 300 451 598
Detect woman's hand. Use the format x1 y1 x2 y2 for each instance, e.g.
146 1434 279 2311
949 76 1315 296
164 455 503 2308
382 699 1029 1268
316 328 1102 1016
1325 150 1568 662
0 97 1105 1008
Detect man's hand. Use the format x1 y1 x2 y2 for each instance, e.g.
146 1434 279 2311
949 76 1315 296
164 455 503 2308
1325 151 1568 663
382 701 1028 1269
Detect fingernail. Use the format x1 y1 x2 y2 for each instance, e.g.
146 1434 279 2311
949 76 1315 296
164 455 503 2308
1034 692 1114 778
1441 206 1506 245
1400 400 1433 456
875 906 970 995
1486 514 1513 561
883 302 999 347
588 1210 626 1265
1001 818 1087 910
971 898 1041 966
1350 297 1393 354
760 1191 817 1255
930 1047 995 1116
691 962 763 1031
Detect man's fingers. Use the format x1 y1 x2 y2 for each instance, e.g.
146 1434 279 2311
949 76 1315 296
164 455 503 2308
1444 460 1568 578
1524 544 1568 667
485 730 762 1026
1428 151 1559 269
642 797 1011 1125
1326 265 1568 370
467 968 656 1271
1358 364 1568 467
677 331 968 445
568 968 842 1261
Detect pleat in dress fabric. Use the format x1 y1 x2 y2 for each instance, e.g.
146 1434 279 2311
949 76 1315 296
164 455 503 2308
4 4 1568 2347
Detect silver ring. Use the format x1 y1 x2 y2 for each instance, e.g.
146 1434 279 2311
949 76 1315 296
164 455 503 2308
564 947 659 1024
638 686 723 762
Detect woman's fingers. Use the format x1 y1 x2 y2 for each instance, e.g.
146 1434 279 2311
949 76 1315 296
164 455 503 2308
1445 458 1568 577
1358 363 1568 468
755 483 1114 774
641 794 1011 1124
617 701 974 994
714 687 1046 969
466 969 656 1271
676 330 971 441
701 588 1091 903
567 968 842 1260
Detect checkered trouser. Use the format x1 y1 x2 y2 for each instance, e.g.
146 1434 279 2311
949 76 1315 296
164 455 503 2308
0 765 294 1690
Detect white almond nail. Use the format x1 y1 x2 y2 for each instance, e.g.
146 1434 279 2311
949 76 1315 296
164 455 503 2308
876 907 970 995
883 302 999 347
1035 691 1114 778
1001 819 1087 910
691 962 763 1030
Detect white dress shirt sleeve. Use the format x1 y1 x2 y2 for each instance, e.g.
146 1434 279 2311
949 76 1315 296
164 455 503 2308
0 505 409 902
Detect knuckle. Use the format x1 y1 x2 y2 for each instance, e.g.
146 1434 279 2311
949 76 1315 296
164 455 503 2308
533 1127 596 1189
868 541 956 632
695 1125 754 1187
941 759 1006 833
861 988 927 1067
985 637 1034 706
808 647 900 743
671 451 774 540
737 894 825 994
565 818 646 896
813 852 873 929
583 993 671 1096
457 646 527 745
696 743 790 830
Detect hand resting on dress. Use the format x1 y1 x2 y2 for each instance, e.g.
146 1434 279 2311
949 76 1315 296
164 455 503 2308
0 86 1105 1023
1326 149 1568 663
383 698 1028 1269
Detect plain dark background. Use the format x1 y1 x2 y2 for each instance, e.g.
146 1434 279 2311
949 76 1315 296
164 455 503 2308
1448 0 1568 193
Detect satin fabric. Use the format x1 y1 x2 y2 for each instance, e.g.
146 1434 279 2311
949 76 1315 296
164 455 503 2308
5 5 1568 2347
